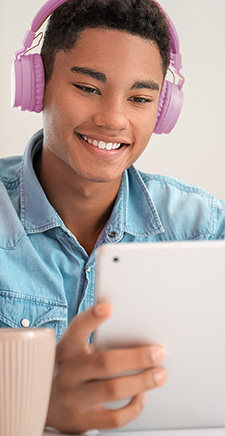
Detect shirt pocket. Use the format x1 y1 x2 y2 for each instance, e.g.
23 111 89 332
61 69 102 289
0 291 67 341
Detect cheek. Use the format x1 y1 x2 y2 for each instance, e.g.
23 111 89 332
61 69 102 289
134 110 157 143
45 100 74 139
44 84 72 122
133 96 159 129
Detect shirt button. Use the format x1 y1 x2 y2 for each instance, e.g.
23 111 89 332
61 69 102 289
21 318 30 328
108 231 117 239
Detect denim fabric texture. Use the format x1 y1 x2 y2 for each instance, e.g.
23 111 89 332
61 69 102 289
0 130 224 340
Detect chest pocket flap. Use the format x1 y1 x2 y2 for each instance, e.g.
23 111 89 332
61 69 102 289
0 291 67 341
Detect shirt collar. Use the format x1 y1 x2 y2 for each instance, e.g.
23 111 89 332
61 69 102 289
20 130 164 237
20 130 63 234
103 166 165 243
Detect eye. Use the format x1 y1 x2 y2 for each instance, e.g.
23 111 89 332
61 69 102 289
73 84 100 95
128 96 153 104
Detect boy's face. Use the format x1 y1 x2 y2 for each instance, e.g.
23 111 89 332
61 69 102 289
43 28 164 185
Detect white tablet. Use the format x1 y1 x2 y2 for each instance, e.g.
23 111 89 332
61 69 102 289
94 240 225 431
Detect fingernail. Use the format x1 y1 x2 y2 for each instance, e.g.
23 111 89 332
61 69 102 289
153 369 167 386
94 303 112 317
140 393 147 406
150 345 165 362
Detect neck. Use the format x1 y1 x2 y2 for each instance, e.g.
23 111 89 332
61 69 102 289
34 147 122 255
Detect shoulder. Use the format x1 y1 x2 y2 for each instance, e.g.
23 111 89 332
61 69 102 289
0 154 22 213
0 155 22 190
136 169 225 240
139 171 215 197
0 155 24 249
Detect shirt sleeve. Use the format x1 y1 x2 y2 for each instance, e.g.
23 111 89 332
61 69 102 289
214 199 225 239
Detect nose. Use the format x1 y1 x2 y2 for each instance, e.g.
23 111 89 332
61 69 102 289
93 97 129 131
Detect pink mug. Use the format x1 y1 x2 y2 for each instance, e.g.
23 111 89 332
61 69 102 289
0 328 55 436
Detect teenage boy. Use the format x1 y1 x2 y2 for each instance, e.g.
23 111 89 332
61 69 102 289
1 0 224 433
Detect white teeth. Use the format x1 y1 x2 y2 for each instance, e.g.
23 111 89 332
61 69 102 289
80 135 122 150
98 141 106 149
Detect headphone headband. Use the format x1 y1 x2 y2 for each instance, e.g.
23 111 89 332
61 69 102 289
31 0 68 32
11 0 184 134
16 0 183 72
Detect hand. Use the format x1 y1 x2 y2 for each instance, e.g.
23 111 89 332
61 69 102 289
46 303 167 433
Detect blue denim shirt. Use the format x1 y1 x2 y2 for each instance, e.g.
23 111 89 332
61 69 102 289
0 130 224 340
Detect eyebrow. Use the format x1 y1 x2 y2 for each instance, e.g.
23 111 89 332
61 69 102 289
70 66 107 83
131 80 160 91
70 66 160 91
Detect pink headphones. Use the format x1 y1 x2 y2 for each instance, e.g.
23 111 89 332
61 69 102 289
11 0 184 134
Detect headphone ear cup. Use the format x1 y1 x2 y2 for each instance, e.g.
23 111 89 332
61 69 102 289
154 80 168 134
154 80 184 134
11 53 45 113
11 57 23 109
31 53 45 113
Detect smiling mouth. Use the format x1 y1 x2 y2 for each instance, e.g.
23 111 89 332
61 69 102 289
78 134 127 151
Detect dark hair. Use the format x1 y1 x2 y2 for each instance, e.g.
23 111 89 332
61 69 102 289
41 0 170 83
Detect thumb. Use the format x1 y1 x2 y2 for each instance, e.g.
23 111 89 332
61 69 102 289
56 303 112 359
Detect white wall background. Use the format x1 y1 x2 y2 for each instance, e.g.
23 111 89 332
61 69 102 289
1 0 224 199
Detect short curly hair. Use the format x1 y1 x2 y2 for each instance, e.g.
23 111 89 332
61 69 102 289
41 0 170 83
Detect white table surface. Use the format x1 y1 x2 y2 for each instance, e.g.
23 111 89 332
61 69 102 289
43 428 225 436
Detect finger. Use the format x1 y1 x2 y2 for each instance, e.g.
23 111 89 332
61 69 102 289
98 394 146 430
73 367 167 407
76 394 146 432
73 303 113 344
56 303 112 359
92 344 165 378
99 394 146 430
62 344 165 383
